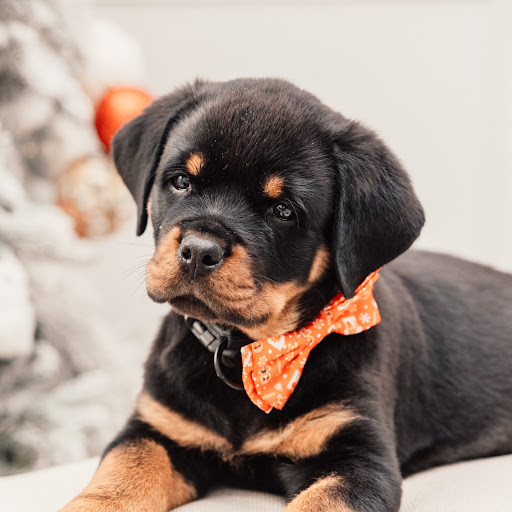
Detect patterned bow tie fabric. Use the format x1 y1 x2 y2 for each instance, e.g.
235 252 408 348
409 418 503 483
241 271 381 413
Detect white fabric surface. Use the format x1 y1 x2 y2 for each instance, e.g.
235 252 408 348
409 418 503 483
1 454 512 512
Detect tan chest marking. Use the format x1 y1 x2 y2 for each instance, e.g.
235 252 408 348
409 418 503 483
137 392 233 458
285 475 352 512
137 392 360 461
241 403 360 459
60 438 196 512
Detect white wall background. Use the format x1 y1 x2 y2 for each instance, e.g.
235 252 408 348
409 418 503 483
94 0 512 272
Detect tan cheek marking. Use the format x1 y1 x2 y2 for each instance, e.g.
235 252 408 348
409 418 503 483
208 245 256 303
308 247 330 283
136 391 234 460
59 439 196 512
264 175 284 199
285 475 352 512
241 403 360 459
240 248 331 338
186 153 204 176
240 281 306 340
146 194 153 223
146 227 181 298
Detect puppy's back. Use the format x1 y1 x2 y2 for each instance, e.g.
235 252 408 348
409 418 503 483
387 250 512 473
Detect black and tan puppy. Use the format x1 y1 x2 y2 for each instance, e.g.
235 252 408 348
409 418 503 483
61 78 512 512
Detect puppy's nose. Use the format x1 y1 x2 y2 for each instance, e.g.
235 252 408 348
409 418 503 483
178 234 225 277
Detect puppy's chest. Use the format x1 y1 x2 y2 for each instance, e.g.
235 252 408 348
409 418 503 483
137 391 360 461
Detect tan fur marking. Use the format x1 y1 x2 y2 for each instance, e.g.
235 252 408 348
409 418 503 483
308 247 330 283
241 248 330 338
240 281 306 340
137 391 234 458
186 153 204 176
145 230 324 339
146 194 153 223
137 393 358 462
206 246 304 338
242 403 360 459
59 439 196 512
208 245 257 306
263 175 284 198
146 227 181 300
285 475 352 512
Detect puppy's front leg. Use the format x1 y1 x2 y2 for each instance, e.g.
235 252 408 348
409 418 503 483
284 469 400 512
284 474 350 512
59 435 196 512
282 424 402 512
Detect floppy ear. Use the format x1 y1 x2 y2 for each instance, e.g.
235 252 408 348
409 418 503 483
112 82 207 235
332 120 425 297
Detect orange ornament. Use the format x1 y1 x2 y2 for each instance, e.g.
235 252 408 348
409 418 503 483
94 87 153 151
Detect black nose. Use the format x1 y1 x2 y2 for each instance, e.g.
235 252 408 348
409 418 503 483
178 234 225 277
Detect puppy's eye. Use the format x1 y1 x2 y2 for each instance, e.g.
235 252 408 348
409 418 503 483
272 201 295 221
171 174 190 191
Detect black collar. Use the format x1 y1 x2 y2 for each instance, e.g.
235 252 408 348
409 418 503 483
184 316 244 391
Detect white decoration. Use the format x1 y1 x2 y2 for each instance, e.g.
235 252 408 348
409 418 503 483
0 245 36 359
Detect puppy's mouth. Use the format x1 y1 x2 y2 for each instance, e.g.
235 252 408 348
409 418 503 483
148 275 307 340
165 290 268 327
168 294 217 321
146 263 266 326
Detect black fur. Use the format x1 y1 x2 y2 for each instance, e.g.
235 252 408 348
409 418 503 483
113 82 209 235
107 78 512 511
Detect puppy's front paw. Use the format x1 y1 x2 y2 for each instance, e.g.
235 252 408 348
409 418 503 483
284 475 352 512
59 439 196 512
59 495 118 512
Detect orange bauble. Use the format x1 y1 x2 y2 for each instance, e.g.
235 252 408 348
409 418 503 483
95 87 153 151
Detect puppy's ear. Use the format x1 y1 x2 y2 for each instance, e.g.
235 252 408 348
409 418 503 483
112 82 206 235
332 120 425 297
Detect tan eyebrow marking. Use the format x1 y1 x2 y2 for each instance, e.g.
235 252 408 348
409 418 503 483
263 175 284 198
185 153 204 176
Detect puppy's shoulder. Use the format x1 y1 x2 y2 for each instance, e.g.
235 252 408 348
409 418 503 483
382 250 512 353
387 249 512 292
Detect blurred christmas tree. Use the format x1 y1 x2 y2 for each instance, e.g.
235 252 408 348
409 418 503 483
0 0 148 475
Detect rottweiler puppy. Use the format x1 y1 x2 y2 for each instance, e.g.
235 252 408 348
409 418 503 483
61 78 512 512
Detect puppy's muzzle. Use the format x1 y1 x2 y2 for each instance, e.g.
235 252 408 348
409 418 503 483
178 234 226 278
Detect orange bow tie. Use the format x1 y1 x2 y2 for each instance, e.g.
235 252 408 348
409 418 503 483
240 271 381 413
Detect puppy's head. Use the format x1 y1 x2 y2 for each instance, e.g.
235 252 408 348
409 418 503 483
113 79 424 339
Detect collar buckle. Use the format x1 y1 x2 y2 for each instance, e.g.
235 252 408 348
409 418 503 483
184 316 225 353
184 316 244 391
